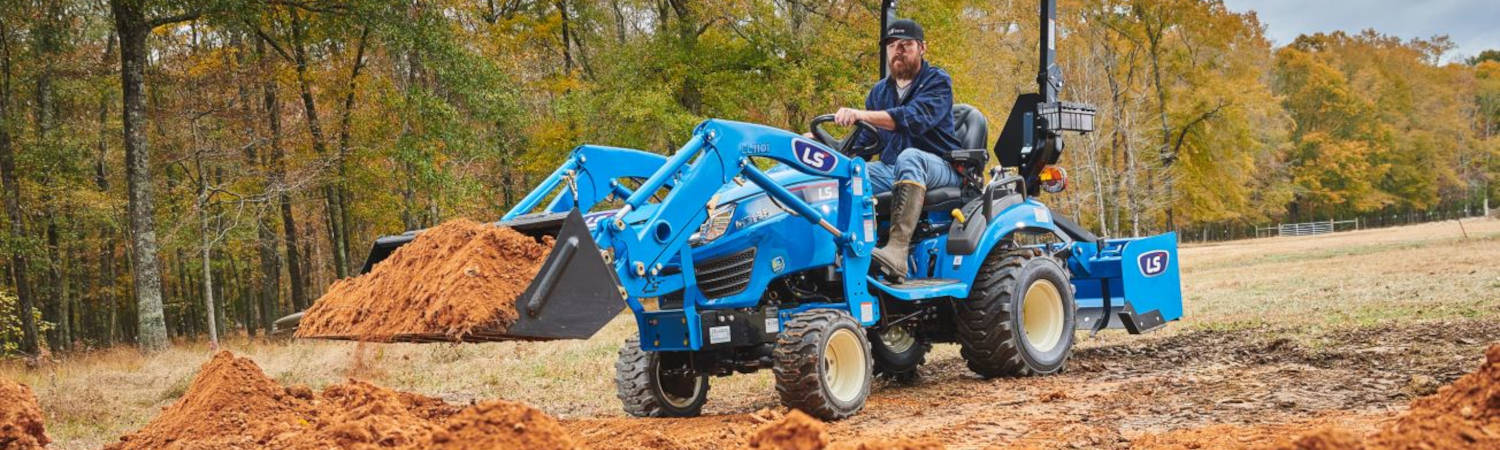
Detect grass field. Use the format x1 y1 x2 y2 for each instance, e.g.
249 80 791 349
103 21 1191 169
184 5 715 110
5 216 1499 449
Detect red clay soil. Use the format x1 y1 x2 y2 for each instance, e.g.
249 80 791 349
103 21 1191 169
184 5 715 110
1131 415 1389 450
744 409 943 450
105 351 316 449
107 352 575 450
295 219 554 341
427 400 576 450
1142 343 1500 450
0 377 50 449
1353 343 1500 449
748 410 829 450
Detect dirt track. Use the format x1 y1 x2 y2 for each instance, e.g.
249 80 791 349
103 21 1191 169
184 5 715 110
570 319 1500 449
8 219 1499 449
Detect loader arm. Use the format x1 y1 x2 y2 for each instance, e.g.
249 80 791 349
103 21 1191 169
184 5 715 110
501 145 677 222
495 119 881 342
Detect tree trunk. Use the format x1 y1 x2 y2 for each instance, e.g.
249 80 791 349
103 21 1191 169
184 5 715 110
0 17 38 356
111 0 170 351
335 27 369 277
200 198 218 349
287 8 348 279
1145 16 1174 231
96 33 117 346
258 36 309 312
256 220 280 336
103 241 117 344
557 0 574 72
195 146 219 348
45 221 66 350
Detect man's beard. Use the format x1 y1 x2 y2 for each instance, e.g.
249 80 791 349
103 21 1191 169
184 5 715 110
888 53 922 80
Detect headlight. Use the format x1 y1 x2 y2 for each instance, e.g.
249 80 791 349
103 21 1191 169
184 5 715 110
692 203 736 244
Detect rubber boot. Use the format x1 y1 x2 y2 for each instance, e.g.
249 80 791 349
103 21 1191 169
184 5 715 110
872 182 925 279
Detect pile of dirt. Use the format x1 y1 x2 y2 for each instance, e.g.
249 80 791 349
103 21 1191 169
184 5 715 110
107 352 319 449
1272 343 1500 449
108 352 575 450
0 377 50 448
295 219 554 341
746 409 942 450
748 410 828 449
429 400 576 449
286 379 459 448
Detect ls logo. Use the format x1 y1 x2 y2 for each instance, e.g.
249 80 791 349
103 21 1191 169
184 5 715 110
792 140 837 173
1137 250 1169 277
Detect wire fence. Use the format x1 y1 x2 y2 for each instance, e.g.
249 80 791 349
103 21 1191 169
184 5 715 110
1177 203 1494 243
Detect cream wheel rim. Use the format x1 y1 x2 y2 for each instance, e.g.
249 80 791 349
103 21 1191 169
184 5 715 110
1022 279 1065 353
880 326 916 354
823 328 867 403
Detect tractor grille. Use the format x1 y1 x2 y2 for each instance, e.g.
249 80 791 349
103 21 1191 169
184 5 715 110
695 248 756 299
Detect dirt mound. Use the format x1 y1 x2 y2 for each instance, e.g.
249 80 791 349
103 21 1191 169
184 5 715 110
429 400 576 449
745 409 943 450
109 352 575 450
0 377 50 448
295 219 554 341
287 379 460 448
1283 428 1367 450
1359 343 1500 448
107 351 318 449
1269 343 1500 449
830 439 945 450
748 410 828 449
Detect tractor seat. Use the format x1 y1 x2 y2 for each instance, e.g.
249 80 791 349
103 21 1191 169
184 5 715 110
873 104 988 217
952 104 988 150
873 185 965 216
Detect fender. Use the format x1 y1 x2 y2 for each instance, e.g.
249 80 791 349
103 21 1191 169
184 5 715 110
941 199 1071 287
975 198 1071 254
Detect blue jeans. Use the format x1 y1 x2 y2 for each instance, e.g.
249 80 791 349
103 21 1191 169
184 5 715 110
866 148 960 194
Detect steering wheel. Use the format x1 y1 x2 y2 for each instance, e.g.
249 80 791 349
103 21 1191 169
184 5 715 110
810 114 883 159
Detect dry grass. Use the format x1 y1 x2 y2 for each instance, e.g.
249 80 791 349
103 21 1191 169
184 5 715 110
4 217 1499 449
1178 217 1500 329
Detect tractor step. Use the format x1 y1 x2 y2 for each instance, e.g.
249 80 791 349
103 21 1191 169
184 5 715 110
888 278 961 289
867 276 969 300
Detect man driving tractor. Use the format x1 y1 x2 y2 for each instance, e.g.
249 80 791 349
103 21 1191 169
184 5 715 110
827 18 963 278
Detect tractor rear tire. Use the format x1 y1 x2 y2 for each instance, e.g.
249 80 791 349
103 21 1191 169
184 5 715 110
870 324 929 384
955 248 1076 378
615 338 709 417
774 309 872 421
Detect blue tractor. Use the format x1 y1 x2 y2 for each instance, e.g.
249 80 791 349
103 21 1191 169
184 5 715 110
350 0 1182 420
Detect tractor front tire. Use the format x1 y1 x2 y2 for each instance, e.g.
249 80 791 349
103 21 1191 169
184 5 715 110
774 309 872 421
870 324 929 384
615 338 709 417
956 248 1076 378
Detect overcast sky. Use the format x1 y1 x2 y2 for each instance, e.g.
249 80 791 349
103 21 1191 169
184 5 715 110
1219 0 1500 62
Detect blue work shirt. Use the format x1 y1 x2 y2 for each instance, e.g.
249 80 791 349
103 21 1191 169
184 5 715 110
863 61 962 163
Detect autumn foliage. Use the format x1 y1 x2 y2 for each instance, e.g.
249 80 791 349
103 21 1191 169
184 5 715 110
0 0 1495 352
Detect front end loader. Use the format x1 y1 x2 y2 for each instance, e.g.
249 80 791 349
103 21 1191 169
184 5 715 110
297 0 1184 421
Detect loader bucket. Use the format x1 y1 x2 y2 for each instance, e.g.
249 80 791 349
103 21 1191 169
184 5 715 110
340 209 624 342
492 209 625 340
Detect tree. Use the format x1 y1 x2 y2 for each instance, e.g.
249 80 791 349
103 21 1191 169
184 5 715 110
109 0 200 351
0 5 40 357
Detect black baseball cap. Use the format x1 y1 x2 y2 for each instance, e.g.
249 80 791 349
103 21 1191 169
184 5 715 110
883 19 924 45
